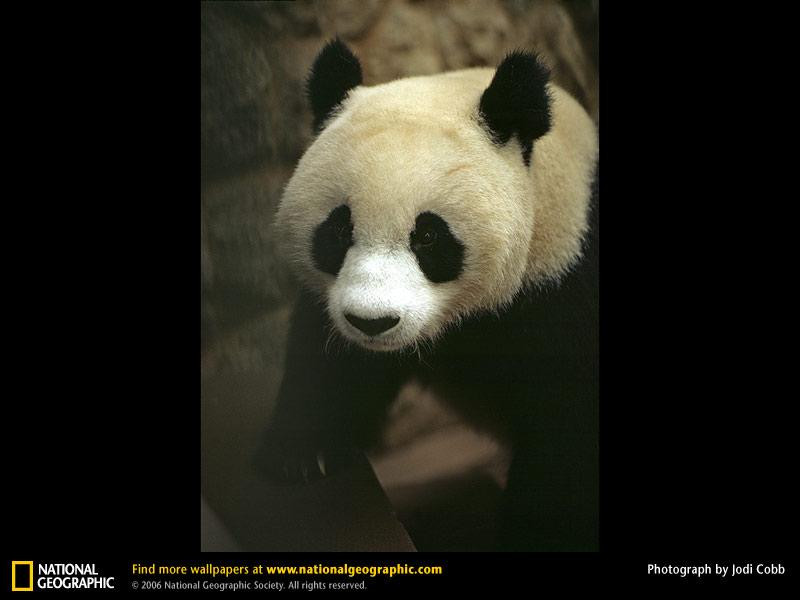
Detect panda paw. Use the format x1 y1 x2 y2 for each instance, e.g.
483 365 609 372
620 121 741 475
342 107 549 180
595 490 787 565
254 429 360 485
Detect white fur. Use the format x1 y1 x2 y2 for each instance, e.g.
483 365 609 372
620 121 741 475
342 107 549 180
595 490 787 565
329 246 447 352
276 67 598 352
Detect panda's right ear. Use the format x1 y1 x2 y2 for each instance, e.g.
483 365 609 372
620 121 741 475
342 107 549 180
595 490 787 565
306 38 362 134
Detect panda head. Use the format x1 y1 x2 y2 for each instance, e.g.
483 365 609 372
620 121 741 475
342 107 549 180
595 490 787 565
277 39 575 353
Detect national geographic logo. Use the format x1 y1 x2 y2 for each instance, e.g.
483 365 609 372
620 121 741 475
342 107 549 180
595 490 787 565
11 562 33 592
10 562 115 592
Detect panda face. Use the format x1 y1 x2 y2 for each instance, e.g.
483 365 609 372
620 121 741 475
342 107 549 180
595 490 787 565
276 73 537 352
323 206 468 353
272 41 595 354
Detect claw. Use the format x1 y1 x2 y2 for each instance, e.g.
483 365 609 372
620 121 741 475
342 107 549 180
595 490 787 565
316 452 327 477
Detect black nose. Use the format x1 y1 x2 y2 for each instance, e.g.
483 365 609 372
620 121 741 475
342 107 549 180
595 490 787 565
345 313 400 336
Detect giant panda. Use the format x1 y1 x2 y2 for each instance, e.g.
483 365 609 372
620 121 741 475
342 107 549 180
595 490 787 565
260 39 599 552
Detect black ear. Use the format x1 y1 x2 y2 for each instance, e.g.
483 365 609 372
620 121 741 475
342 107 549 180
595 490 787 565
307 38 362 133
479 51 552 166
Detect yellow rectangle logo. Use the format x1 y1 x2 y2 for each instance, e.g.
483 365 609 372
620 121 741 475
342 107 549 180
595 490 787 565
11 561 33 592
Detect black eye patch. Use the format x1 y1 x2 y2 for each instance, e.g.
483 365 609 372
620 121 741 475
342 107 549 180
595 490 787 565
410 212 464 283
312 204 353 275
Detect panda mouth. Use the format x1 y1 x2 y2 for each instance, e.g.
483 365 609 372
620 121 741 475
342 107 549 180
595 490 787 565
349 331 403 351
342 326 408 352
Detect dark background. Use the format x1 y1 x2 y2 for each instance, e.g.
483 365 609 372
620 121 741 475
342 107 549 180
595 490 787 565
2 0 793 589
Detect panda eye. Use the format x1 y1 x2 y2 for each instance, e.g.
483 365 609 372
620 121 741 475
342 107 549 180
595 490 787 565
312 204 354 276
410 211 464 283
412 227 437 248
337 223 353 245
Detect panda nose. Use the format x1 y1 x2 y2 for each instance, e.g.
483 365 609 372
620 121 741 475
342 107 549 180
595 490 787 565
345 313 400 336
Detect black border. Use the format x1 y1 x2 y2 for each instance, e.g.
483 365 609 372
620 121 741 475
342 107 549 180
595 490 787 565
3 1 794 591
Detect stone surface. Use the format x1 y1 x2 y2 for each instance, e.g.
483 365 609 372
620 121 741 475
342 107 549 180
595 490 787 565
201 167 297 344
359 1 445 82
201 3 275 177
316 0 388 40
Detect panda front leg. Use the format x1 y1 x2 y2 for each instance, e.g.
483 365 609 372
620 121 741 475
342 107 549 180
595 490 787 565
499 377 599 551
255 291 405 484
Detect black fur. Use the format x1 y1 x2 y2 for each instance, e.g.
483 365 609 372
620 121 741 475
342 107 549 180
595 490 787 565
410 212 465 283
312 204 353 276
259 182 599 551
479 51 552 166
307 38 362 134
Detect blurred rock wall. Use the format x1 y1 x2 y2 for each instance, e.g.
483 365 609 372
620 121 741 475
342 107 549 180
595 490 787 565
201 0 598 375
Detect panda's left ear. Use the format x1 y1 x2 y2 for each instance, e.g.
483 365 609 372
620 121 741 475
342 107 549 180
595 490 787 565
479 51 552 166
307 38 363 134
